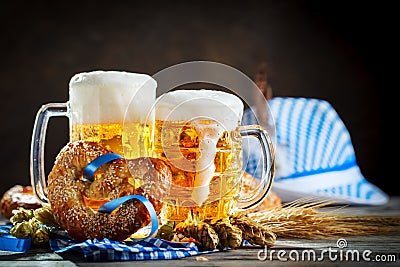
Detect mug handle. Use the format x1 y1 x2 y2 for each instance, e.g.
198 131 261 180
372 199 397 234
30 103 68 205
238 125 275 210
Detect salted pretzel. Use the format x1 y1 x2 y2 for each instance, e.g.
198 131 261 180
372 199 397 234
47 140 172 241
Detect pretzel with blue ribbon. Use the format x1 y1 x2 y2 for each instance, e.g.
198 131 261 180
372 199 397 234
83 153 159 240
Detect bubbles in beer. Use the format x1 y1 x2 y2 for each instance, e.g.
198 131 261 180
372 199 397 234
155 89 245 217
68 70 157 160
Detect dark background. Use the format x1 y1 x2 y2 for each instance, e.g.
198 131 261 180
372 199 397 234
0 1 395 197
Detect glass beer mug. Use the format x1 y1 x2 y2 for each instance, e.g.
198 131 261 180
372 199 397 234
30 70 157 204
154 89 275 222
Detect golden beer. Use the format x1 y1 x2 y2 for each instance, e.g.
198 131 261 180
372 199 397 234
67 71 157 159
155 119 243 222
155 89 247 222
31 70 157 204
155 89 274 223
71 122 153 159
71 123 124 155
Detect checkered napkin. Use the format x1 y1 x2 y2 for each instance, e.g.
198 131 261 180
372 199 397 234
49 229 216 261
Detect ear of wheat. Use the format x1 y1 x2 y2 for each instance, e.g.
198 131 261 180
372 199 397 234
246 198 400 239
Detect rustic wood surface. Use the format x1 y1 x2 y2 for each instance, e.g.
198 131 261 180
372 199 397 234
1 197 399 266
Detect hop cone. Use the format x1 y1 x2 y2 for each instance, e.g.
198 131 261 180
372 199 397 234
10 220 35 239
10 207 34 224
32 226 50 246
209 218 243 249
34 205 59 227
230 213 276 247
9 206 54 247
156 221 176 241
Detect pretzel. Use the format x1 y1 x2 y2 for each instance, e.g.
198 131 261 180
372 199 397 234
0 185 42 219
47 141 172 241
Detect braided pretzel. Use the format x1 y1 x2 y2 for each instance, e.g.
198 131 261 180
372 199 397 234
47 141 172 241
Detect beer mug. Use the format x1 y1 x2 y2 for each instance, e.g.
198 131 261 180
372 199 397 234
154 89 275 222
30 70 157 204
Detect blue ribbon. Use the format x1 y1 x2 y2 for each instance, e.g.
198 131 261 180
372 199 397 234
0 225 31 252
83 153 124 181
98 195 159 239
83 154 159 239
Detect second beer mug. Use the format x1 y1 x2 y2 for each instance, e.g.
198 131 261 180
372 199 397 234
30 70 157 204
154 89 275 222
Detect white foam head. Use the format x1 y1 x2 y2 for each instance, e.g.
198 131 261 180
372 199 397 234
156 89 244 130
69 70 156 124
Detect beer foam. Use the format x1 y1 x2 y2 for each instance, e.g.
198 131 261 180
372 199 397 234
191 122 225 205
69 70 156 124
155 89 244 131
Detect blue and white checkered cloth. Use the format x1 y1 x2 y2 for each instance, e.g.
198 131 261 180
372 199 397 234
1 225 256 260
242 97 388 205
0 225 259 261
49 229 217 261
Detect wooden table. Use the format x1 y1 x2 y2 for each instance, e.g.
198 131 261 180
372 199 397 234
1 197 399 267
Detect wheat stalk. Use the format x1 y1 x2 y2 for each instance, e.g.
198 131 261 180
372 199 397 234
246 198 400 239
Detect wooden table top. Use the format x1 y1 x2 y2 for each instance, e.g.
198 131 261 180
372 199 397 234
1 197 400 266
